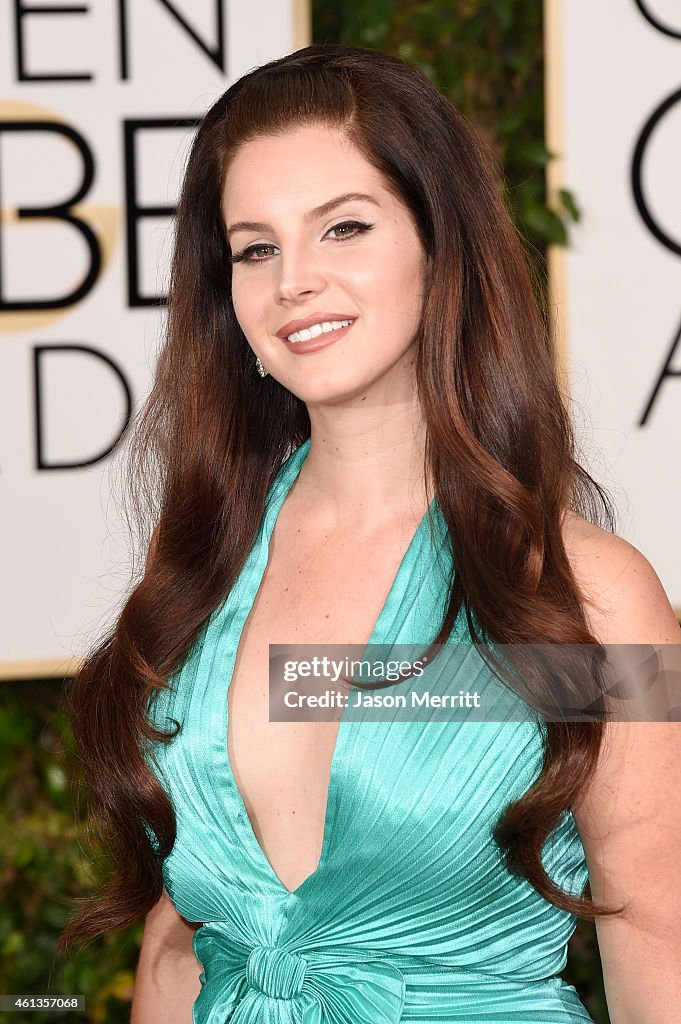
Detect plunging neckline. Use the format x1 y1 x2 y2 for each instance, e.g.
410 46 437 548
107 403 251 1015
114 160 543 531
211 438 436 898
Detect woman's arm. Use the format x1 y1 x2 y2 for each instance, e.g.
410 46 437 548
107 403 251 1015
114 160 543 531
130 887 203 1024
131 526 202 1021
564 516 681 1024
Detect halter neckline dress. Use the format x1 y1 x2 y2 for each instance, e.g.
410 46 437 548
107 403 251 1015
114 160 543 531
145 437 595 1024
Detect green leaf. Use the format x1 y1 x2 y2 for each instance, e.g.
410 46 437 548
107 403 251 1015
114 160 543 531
2 930 26 956
498 111 527 135
522 204 569 246
558 188 582 223
514 141 552 167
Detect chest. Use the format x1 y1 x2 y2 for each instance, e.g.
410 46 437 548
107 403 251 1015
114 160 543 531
226 515 421 891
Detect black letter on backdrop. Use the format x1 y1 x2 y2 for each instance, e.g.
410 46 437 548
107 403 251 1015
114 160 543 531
632 87 681 257
0 121 101 310
631 87 681 425
14 0 92 81
123 118 197 307
633 0 681 39
33 345 133 470
637 321 681 427
118 0 225 80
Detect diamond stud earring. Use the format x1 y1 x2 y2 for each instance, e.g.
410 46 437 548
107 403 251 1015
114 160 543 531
255 355 269 378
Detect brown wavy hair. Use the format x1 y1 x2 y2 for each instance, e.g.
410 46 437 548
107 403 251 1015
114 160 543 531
60 43 623 950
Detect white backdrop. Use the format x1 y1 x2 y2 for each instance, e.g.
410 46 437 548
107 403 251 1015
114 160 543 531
0 0 309 678
548 0 681 611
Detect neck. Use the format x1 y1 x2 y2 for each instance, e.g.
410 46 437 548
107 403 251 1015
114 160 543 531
293 394 430 532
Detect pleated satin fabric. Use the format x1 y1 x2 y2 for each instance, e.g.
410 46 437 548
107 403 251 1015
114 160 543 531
145 438 595 1023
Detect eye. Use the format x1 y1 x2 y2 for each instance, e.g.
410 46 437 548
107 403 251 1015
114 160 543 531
229 220 374 266
326 220 374 240
230 243 278 265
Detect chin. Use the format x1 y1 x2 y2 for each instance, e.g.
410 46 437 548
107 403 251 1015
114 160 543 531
289 371 384 406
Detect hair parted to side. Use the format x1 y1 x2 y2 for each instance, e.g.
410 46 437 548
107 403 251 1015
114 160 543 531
60 44 622 951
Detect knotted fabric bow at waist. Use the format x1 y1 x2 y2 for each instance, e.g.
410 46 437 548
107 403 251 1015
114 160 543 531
192 924 406 1024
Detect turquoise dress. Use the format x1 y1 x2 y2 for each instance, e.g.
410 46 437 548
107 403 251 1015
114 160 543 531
146 438 595 1024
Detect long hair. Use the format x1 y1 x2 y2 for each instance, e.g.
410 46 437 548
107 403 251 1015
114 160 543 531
60 44 621 949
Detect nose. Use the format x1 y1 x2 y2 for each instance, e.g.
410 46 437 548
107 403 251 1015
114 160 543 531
275 240 327 304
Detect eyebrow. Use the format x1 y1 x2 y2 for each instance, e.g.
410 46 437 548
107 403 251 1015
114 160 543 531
226 192 381 240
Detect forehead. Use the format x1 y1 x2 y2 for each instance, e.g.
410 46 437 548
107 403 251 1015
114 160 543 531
222 124 387 218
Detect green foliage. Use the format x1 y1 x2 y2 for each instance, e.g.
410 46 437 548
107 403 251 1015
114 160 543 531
0 683 141 1023
313 0 580 289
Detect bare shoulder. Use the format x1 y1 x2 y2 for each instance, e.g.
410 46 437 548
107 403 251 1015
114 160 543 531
563 514 681 1018
560 509 681 644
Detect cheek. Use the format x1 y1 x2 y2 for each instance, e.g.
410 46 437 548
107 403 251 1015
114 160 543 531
400 250 427 318
383 256 425 323
231 276 266 334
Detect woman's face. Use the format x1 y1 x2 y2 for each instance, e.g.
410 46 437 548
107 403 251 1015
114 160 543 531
222 123 427 404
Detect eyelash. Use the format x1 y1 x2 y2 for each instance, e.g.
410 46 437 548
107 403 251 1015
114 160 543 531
229 220 374 265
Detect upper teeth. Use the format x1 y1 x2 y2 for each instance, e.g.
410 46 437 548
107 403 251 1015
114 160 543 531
287 319 354 343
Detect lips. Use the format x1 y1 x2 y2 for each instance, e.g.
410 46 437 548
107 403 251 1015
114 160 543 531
276 313 357 339
279 319 356 355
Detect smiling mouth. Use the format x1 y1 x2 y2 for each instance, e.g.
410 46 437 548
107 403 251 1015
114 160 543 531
286 318 355 343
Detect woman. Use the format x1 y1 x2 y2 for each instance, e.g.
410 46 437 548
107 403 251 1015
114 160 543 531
61 45 681 1023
